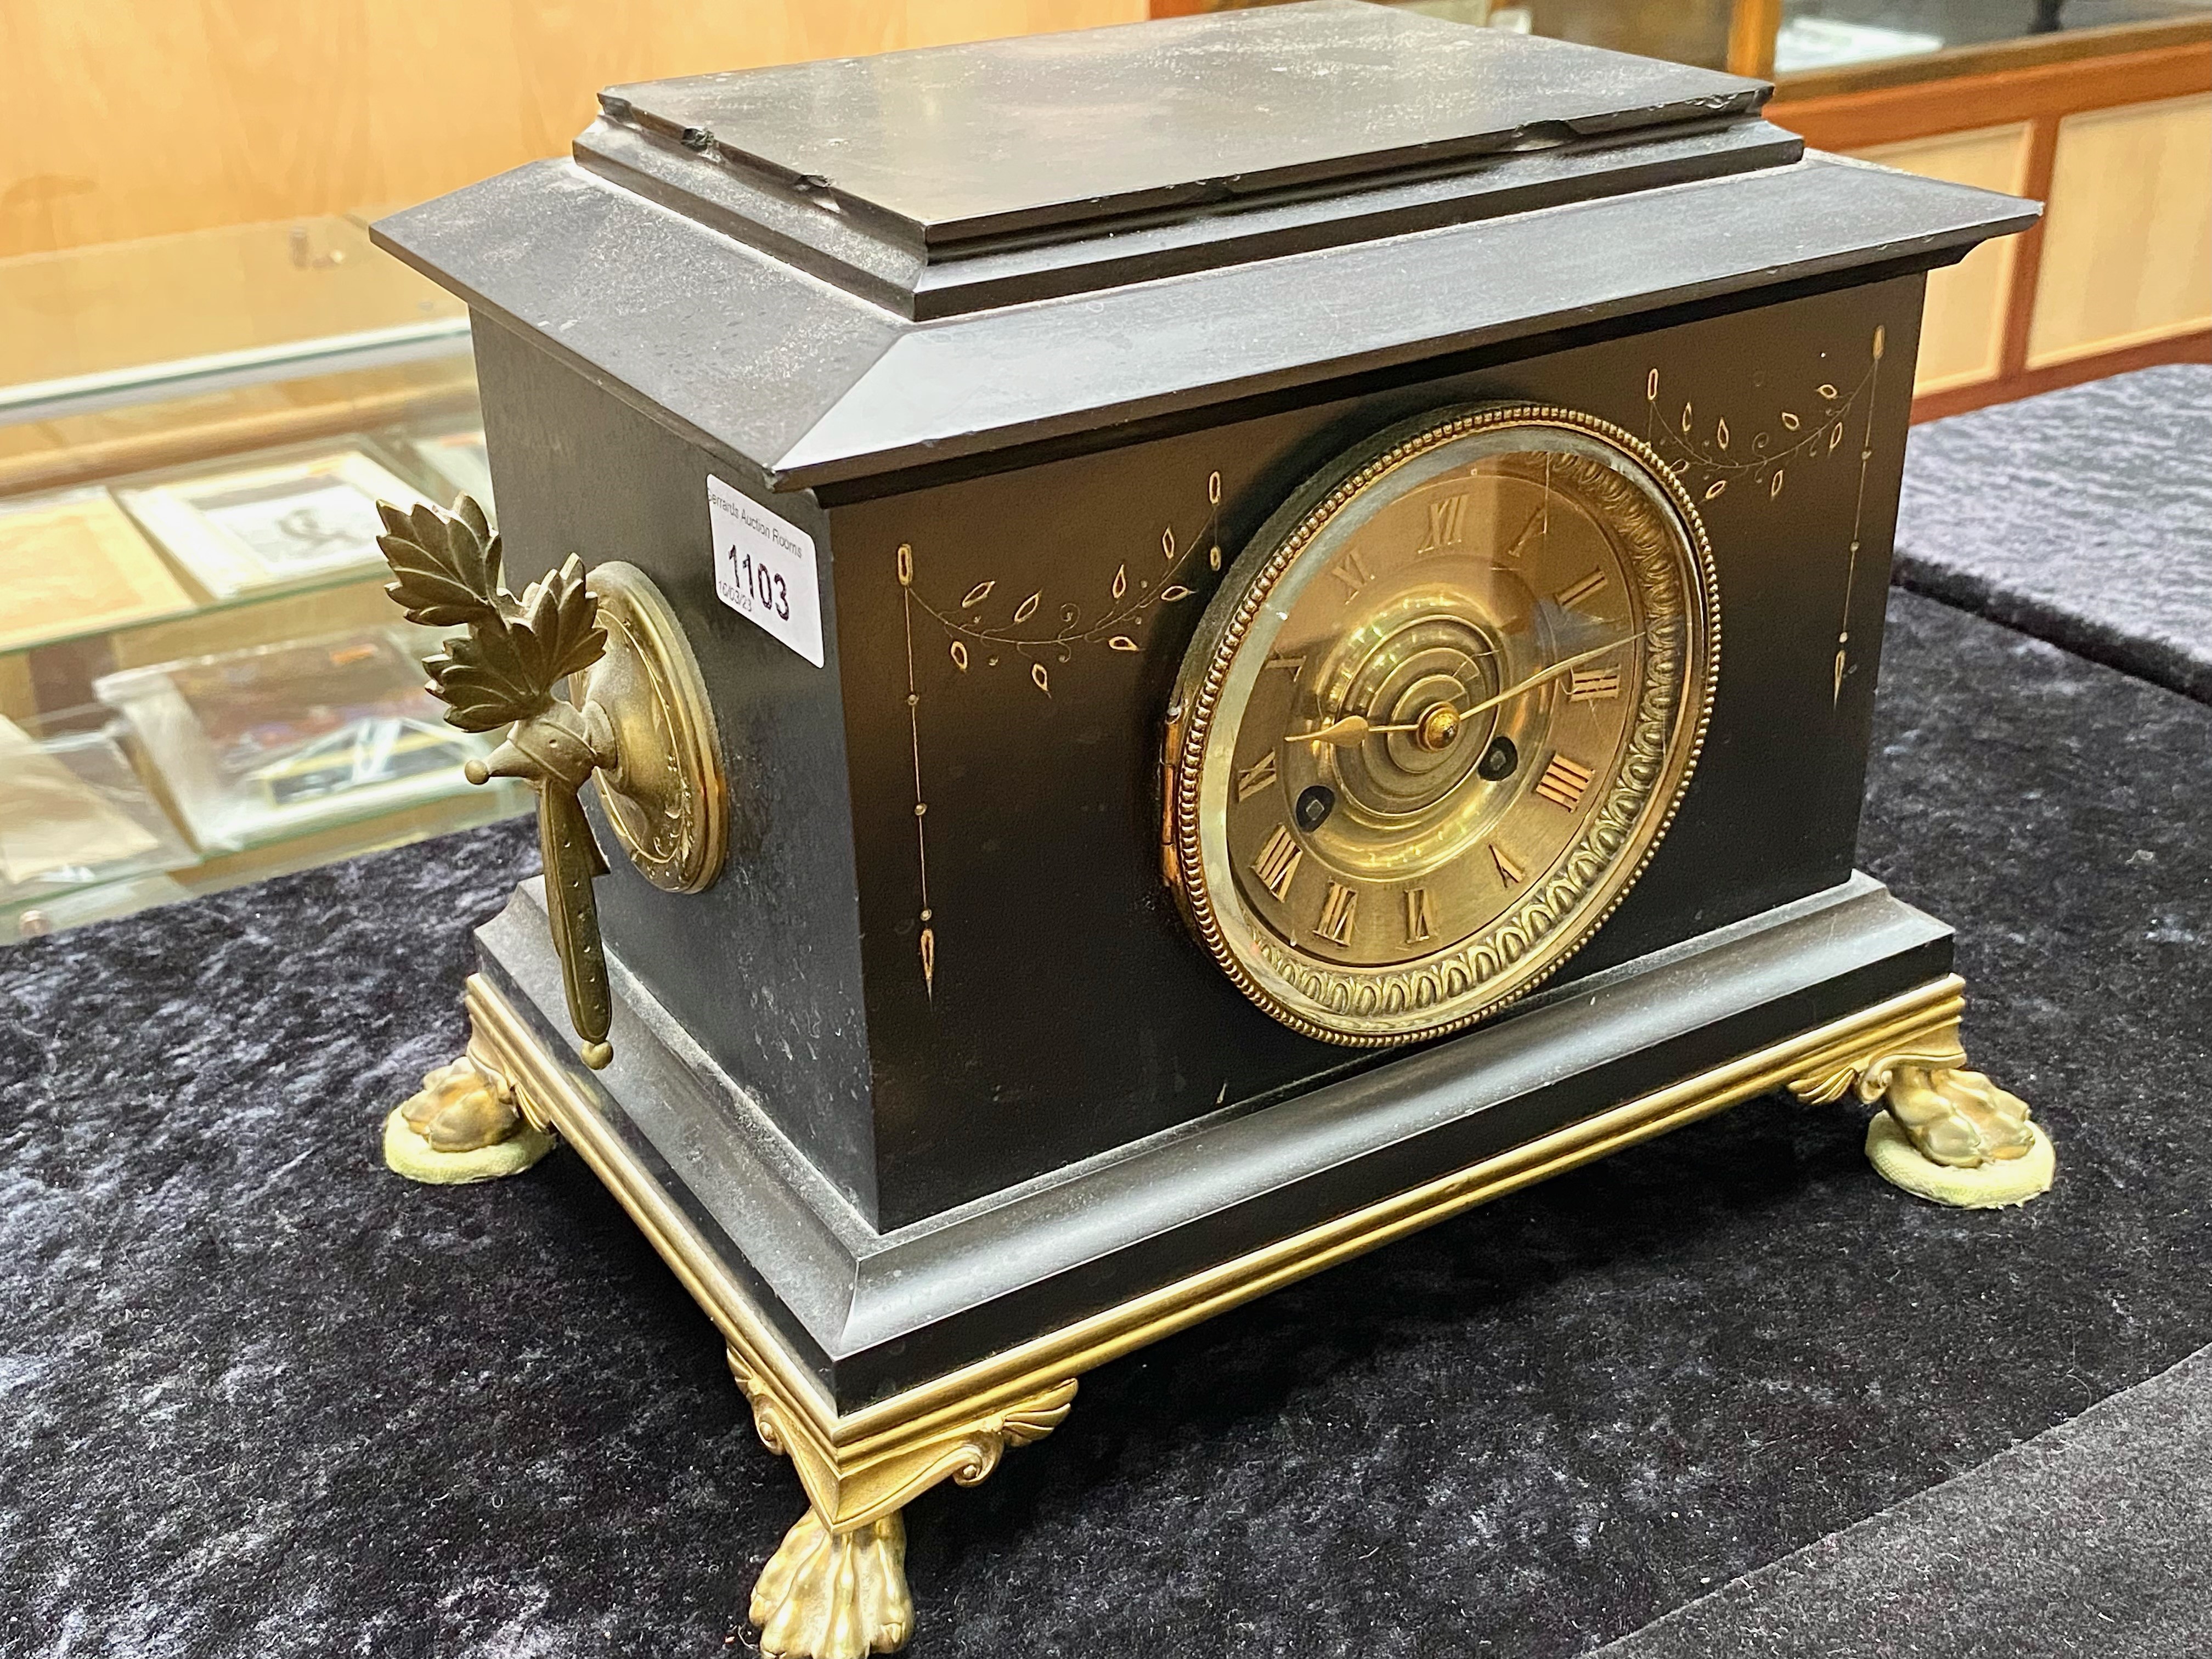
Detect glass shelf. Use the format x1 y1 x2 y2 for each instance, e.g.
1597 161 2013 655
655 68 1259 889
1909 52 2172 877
1181 0 2211 82
1396 0 1737 70
0 214 527 945
1774 1 2212 75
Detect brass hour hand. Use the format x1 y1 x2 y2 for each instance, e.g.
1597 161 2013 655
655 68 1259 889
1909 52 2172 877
1293 710 1470 747
376 496 619 1069
1296 713 1404 748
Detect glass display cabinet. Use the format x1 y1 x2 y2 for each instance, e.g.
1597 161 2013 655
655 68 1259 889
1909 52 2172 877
1165 0 2208 73
0 215 527 943
1760 0 2210 78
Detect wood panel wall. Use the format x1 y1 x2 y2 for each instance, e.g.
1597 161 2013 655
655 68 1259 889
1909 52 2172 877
2028 93 2212 370
1773 38 2212 420
1848 125 2030 396
0 0 1147 259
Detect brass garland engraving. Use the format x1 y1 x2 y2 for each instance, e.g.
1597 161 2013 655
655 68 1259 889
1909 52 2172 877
1835 327 1887 706
895 471 1225 996
1169 408 1722 1046
1644 327 1888 704
375 496 726 1068
894 544 935 997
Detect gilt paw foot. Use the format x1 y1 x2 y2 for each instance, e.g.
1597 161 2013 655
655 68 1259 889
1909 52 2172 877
1870 1063 2053 1208
1883 1062 2034 1166
752 1508 914 1659
382 1056 554 1185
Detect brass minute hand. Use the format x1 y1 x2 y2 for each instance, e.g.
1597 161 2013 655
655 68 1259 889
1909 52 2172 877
1452 639 1625 721
1293 639 1627 749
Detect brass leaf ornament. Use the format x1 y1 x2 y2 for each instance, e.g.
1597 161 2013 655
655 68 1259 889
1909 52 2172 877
377 499 608 734
377 496 504 627
375 495 618 1069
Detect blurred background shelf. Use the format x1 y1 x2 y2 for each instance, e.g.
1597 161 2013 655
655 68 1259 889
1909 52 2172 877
0 215 523 945
0 215 477 496
0 0 1155 944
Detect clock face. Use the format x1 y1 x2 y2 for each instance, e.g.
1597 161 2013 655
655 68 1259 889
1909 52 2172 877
1166 405 1719 1045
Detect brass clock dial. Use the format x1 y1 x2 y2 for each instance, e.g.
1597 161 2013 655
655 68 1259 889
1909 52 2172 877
1166 405 1719 1045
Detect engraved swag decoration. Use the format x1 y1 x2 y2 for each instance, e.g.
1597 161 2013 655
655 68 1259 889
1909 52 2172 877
1645 326 1888 705
895 469 1224 997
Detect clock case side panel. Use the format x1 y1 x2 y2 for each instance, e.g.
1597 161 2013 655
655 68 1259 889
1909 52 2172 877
826 439 1353 1234
469 315 883 1222
1568 270 1926 979
829 274 1935 1231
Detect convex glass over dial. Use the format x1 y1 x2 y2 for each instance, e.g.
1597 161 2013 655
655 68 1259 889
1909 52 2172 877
1166 405 1719 1045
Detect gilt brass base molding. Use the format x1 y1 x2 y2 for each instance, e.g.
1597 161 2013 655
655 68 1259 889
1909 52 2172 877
452 965 2044 1655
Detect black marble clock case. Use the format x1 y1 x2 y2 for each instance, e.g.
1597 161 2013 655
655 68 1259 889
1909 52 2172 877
375 3 2032 1408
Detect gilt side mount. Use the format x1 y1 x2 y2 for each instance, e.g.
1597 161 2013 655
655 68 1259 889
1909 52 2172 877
375 495 727 1069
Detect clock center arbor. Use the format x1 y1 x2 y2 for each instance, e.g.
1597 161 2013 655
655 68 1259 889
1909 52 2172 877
367 4 2042 1651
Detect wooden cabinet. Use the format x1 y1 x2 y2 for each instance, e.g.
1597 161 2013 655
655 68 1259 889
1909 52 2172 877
1849 125 2034 395
2028 93 2212 370
0 0 1148 258
1770 32 2210 417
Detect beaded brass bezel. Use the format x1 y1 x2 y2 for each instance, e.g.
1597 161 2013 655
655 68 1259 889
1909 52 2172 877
1166 405 1722 1046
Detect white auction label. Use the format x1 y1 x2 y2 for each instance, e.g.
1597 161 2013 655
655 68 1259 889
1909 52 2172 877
708 476 824 667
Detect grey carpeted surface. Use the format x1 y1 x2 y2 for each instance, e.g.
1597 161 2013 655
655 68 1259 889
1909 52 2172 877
1894 364 2212 703
5 586 2211 1657
1595 1342 2212 1659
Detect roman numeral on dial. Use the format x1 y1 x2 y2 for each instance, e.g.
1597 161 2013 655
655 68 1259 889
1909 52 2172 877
1235 752 1279 802
1567 667 1622 702
1251 824 1303 900
1404 886 1435 943
1317 882 1358 946
1534 754 1595 810
1491 845 1526 887
1419 494 1468 552
1328 546 1375 599
1555 570 1607 610
1500 503 1545 563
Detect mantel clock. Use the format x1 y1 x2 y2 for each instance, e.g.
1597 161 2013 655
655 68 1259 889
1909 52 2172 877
364 6 2049 1652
